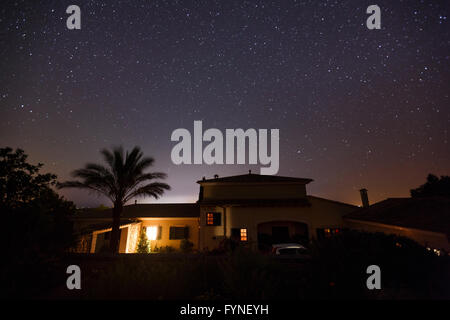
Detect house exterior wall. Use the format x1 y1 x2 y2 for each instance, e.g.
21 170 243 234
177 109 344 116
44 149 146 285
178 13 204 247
125 222 142 253
119 227 129 253
92 231 109 252
202 183 307 200
139 218 199 252
198 197 356 251
345 218 450 252
88 222 140 253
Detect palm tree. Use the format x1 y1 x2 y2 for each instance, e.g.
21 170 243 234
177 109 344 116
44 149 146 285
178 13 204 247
58 146 170 253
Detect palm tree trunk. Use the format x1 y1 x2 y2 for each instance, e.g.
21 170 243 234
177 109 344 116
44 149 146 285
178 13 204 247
110 201 123 254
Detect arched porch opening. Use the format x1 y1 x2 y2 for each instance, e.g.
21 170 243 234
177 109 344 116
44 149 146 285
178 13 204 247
257 220 309 252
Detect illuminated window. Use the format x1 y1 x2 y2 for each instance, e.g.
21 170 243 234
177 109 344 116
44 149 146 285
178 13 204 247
207 213 214 225
231 228 248 242
240 228 248 241
206 212 221 226
146 226 158 240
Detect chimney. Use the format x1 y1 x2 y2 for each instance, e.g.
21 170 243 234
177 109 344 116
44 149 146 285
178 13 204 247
359 188 369 207
214 174 219 179
134 199 137 205
198 186 204 201
248 170 252 174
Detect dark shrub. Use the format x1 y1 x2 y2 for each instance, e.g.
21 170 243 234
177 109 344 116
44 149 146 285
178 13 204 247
180 239 194 253
308 229 450 299
257 233 273 252
0 148 76 298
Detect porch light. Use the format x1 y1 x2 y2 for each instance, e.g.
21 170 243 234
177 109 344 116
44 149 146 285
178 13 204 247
146 226 158 241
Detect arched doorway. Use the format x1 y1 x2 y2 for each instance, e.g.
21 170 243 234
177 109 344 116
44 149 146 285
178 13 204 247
257 221 309 251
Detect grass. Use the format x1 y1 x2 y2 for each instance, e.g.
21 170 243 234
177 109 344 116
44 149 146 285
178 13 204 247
8 231 450 300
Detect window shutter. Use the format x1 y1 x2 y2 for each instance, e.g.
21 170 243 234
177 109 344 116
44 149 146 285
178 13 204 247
169 226 187 240
213 212 221 226
184 226 189 239
157 226 162 240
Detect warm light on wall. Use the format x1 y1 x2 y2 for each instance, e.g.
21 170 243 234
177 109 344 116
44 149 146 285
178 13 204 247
146 226 158 241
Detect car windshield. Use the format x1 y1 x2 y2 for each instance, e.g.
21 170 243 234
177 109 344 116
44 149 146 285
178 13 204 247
278 248 299 255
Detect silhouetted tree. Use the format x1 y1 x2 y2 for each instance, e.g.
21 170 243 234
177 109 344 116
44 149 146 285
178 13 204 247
410 174 450 198
0 147 75 256
0 147 75 298
58 146 170 253
0 147 57 209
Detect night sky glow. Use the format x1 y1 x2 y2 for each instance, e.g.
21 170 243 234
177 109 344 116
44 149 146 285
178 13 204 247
1 0 449 207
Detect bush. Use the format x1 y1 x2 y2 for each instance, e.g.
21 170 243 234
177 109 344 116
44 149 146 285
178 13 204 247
180 239 194 253
159 245 176 253
308 229 450 299
136 229 150 253
44 230 450 300
257 233 272 252
0 147 76 298
208 237 241 255
65 250 306 300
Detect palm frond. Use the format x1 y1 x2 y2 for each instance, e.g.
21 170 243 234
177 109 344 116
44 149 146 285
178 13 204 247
57 180 115 201
124 182 170 203
59 146 169 205
100 149 115 168
125 172 167 193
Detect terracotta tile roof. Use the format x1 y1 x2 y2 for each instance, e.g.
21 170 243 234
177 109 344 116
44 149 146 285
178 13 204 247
198 198 311 207
74 203 199 219
308 195 358 208
344 197 450 235
76 219 137 235
197 173 313 184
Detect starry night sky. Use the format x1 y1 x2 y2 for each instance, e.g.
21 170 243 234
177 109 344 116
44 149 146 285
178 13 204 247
1 0 449 207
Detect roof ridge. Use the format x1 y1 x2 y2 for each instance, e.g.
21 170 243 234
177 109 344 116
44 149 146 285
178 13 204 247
307 195 358 208
197 173 313 183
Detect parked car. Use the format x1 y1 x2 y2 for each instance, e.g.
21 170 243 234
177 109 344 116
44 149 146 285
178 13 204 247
271 243 310 259
271 243 307 254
